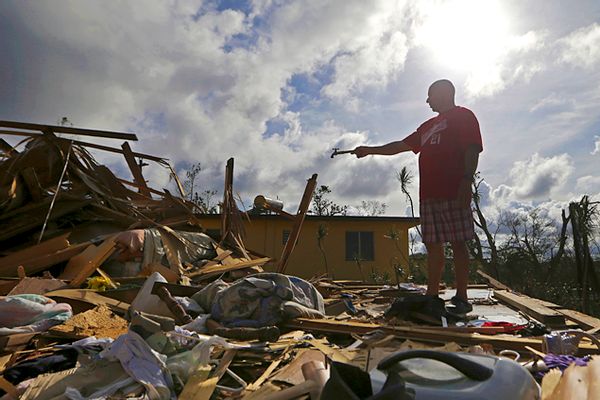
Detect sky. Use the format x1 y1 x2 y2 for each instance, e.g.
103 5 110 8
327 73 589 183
1 0 599 229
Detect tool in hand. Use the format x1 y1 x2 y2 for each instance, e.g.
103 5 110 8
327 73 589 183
330 147 355 158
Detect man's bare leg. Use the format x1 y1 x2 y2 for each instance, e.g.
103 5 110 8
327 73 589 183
451 241 469 301
425 242 444 297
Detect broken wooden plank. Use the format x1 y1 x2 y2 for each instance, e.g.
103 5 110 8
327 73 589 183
284 318 598 355
493 290 566 327
277 174 317 274
178 365 213 400
141 263 180 283
0 120 138 141
246 346 292 391
8 277 66 295
59 236 117 287
188 257 270 279
0 233 70 269
0 242 89 277
0 200 92 242
476 270 511 291
121 142 151 196
180 349 236 400
556 308 600 331
45 288 130 315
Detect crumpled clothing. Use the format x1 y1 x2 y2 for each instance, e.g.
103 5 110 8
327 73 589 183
534 354 592 380
191 279 230 311
20 361 134 400
210 273 325 328
100 330 174 400
467 320 528 333
0 294 72 335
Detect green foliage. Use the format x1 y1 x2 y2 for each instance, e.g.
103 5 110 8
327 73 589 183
311 185 348 216
357 200 387 216
316 223 330 277
182 162 219 213
369 268 391 285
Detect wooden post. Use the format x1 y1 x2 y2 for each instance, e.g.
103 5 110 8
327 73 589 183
221 158 234 243
277 174 318 274
121 142 151 197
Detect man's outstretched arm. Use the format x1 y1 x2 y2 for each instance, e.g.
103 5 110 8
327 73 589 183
353 141 412 158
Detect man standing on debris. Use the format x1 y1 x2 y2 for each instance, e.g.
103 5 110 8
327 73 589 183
353 79 482 316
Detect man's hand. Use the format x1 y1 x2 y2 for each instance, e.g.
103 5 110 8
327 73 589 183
457 178 472 206
353 146 371 158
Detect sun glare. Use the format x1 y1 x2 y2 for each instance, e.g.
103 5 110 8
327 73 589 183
416 0 512 80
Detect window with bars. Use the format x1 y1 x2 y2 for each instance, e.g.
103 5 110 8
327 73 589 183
345 231 374 261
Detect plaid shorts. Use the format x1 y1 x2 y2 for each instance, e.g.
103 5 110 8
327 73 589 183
420 198 475 244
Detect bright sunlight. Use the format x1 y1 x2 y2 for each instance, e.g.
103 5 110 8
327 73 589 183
415 0 514 95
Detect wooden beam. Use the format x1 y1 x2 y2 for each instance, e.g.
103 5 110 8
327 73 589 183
0 233 70 270
556 308 600 330
0 120 138 141
284 318 599 355
121 142 152 197
0 242 89 277
221 158 234 242
277 173 318 274
493 290 566 327
45 288 130 315
476 270 511 291
188 257 270 280
60 236 117 286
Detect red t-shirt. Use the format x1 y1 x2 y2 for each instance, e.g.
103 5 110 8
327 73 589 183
402 106 483 200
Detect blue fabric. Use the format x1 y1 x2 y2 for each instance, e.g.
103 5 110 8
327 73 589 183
210 273 325 327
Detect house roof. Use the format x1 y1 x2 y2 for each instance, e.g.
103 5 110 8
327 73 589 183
198 213 420 225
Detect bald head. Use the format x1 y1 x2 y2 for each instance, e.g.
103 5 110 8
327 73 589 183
426 79 456 113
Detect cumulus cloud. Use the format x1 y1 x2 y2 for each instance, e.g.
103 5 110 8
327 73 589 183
492 153 574 202
559 22 600 68
0 1 422 210
576 175 600 194
2 1 599 219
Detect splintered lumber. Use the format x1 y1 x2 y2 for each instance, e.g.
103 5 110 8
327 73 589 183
556 309 600 331
0 242 89 277
141 263 180 283
0 200 92 242
179 350 237 400
277 173 318 274
188 257 270 279
121 142 151 196
284 318 600 355
476 270 511 291
8 277 66 295
45 288 130 314
493 290 566 327
59 236 117 286
0 233 70 271
0 120 138 141
0 376 18 399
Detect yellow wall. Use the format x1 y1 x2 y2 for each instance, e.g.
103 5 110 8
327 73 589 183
199 215 419 281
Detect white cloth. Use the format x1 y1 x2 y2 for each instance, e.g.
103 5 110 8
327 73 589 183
100 331 173 400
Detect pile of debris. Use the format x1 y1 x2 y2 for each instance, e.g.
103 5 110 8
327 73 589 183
1 121 600 399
